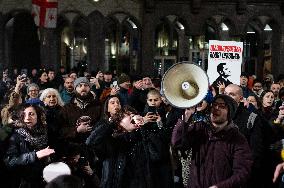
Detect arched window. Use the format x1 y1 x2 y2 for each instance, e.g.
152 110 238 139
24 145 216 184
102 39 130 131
59 14 88 74
155 23 170 56
243 24 258 75
104 15 140 74
4 11 40 71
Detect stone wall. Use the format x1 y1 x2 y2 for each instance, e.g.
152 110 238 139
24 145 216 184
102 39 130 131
0 0 282 78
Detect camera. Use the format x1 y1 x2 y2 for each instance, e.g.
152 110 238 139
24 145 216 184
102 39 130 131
19 74 27 81
77 116 91 123
78 157 88 166
111 81 119 89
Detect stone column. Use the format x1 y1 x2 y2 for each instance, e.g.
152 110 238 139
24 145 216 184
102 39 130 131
237 0 247 14
276 28 284 78
0 13 5 72
256 34 264 80
88 12 106 72
39 27 59 70
178 30 189 61
141 12 155 76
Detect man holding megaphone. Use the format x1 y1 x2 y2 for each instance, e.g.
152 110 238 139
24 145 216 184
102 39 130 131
172 95 252 188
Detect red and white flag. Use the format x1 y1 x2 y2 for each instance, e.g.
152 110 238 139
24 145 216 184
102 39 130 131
32 0 58 28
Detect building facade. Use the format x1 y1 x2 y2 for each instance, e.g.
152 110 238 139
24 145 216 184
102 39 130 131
0 0 283 80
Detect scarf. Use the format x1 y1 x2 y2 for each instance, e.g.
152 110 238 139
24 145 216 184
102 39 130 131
16 126 48 150
74 92 94 109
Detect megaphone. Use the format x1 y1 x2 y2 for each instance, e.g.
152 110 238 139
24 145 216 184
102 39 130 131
161 62 209 109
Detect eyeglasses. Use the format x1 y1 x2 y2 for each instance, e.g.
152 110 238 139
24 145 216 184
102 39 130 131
29 89 39 92
212 102 227 109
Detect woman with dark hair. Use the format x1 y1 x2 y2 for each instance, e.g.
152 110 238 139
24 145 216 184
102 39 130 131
86 105 173 188
85 95 122 180
258 90 284 187
101 95 122 121
4 104 55 188
37 69 50 91
246 94 262 112
260 90 277 120
58 142 100 188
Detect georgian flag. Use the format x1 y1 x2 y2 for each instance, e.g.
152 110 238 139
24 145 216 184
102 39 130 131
32 0 58 28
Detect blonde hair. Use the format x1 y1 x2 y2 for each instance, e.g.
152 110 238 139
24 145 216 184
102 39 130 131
147 89 161 99
40 88 65 106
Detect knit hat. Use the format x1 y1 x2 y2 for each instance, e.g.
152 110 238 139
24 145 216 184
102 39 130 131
74 77 91 89
213 94 238 121
117 74 130 85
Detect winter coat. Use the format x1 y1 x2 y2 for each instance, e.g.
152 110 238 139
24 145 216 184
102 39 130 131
86 119 174 188
0 125 16 188
172 120 252 188
117 87 130 107
129 88 150 113
233 103 272 187
58 95 101 144
60 88 75 104
4 132 48 188
44 105 63 151
258 106 284 188
25 98 44 107
241 86 253 99
0 81 9 104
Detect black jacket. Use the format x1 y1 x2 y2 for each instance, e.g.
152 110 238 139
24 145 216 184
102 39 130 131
129 88 150 113
44 105 63 152
233 103 271 188
4 132 47 188
86 119 173 188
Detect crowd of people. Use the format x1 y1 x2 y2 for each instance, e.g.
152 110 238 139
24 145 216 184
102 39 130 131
0 66 283 188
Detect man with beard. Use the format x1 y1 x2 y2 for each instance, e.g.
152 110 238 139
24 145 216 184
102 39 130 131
270 82 281 103
59 77 101 145
172 95 252 188
60 77 75 104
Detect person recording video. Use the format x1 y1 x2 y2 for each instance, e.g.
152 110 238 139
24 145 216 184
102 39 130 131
143 89 165 128
60 143 100 188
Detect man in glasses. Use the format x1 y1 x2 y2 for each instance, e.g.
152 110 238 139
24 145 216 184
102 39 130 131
172 95 252 188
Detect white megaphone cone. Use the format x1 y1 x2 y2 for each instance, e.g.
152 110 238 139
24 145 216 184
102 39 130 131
161 62 209 109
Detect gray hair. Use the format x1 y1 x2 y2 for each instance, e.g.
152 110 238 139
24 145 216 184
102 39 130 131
27 83 39 93
40 88 65 107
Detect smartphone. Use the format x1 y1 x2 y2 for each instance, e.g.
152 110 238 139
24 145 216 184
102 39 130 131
78 157 88 166
78 116 91 123
112 81 118 87
148 106 157 114
19 74 27 82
